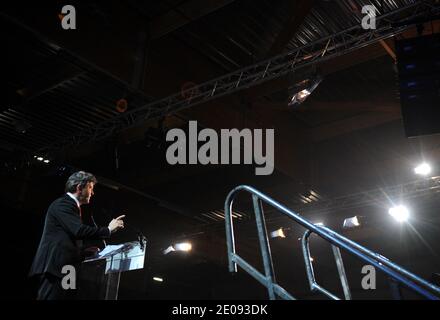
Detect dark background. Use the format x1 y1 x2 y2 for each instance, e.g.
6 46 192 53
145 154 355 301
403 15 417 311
1 0 440 300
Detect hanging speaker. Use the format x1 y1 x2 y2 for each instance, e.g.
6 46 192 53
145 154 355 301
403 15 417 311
396 33 440 137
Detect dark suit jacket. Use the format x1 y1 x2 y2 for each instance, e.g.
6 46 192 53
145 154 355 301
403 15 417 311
29 195 110 278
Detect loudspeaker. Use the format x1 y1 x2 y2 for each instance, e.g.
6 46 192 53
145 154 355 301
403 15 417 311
396 33 440 137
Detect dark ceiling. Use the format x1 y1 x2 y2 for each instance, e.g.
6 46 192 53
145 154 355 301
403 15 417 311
1 0 440 299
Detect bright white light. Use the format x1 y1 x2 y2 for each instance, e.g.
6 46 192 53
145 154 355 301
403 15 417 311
163 245 175 255
153 277 163 282
36 157 44 161
163 242 192 254
270 228 286 238
43 159 50 164
297 89 310 99
314 222 324 226
290 89 311 105
343 216 361 229
175 242 192 252
310 257 315 262
414 163 431 176
388 205 409 222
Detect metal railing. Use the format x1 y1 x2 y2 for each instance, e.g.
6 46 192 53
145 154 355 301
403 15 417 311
224 185 440 300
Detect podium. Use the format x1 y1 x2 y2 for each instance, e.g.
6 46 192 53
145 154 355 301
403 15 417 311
82 239 146 300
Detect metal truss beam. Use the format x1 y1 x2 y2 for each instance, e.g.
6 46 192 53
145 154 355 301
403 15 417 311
265 176 440 222
199 176 440 229
38 1 439 155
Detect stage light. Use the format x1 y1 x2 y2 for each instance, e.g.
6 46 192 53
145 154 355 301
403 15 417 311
388 205 409 222
175 242 192 252
153 277 163 282
34 156 50 164
290 89 311 105
289 76 322 107
163 245 175 255
414 163 431 176
163 242 192 255
270 228 286 238
343 216 361 229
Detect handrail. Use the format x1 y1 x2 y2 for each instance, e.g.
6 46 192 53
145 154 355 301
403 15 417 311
224 185 440 300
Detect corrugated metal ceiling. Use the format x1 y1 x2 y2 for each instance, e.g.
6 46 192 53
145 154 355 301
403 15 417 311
1 14 154 154
1 0 422 155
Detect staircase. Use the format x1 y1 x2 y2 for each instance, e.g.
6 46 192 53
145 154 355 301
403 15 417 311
224 185 440 300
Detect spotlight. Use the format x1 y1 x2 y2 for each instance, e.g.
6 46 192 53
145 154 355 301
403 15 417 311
270 228 286 238
289 76 322 106
343 216 361 229
163 242 192 255
414 163 431 176
388 205 409 222
163 245 175 255
290 89 311 104
153 277 163 282
175 242 192 252
34 156 50 164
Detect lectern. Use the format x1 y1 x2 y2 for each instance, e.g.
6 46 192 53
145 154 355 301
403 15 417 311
82 239 146 300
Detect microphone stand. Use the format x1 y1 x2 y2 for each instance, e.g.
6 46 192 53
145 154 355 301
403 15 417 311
125 222 147 251
91 215 107 248
101 209 147 250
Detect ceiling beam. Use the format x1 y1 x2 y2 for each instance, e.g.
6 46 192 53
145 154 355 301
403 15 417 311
379 39 397 62
150 0 236 40
265 0 315 57
10 1 435 157
246 19 440 102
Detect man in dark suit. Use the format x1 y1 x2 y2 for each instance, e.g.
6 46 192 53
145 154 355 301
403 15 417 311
29 171 125 300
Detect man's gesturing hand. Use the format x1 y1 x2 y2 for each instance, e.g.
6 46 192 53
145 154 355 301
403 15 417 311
108 215 125 233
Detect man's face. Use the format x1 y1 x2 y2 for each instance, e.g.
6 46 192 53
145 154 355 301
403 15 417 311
77 182 95 205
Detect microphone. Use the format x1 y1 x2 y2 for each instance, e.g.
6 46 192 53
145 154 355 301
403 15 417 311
125 222 147 251
91 215 107 248
102 209 147 250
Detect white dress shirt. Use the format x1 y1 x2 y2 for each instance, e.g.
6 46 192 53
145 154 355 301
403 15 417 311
66 192 80 208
